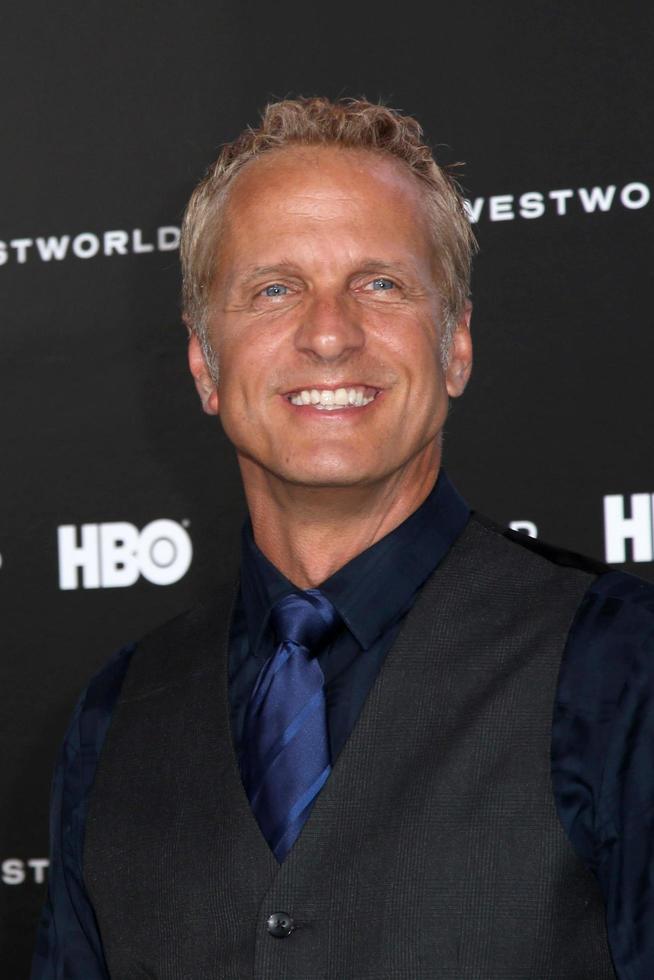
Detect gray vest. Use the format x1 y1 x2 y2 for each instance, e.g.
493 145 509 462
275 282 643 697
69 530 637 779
84 516 616 979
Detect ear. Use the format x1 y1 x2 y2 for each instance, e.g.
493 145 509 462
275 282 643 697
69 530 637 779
187 332 219 415
445 302 473 398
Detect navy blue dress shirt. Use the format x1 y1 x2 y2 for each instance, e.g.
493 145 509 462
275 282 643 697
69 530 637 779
230 469 470 769
31 471 654 979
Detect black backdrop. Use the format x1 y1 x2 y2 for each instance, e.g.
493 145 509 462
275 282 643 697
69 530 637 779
2 2 653 973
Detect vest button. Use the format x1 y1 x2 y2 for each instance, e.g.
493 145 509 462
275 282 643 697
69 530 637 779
267 911 295 937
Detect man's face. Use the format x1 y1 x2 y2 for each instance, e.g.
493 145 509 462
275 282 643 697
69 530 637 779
189 146 472 491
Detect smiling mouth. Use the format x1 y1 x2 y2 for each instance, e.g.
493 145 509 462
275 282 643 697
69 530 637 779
285 385 380 410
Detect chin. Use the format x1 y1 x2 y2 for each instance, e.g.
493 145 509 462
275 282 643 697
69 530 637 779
279 463 379 489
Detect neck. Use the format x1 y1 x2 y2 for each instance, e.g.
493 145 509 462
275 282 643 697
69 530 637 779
240 450 442 588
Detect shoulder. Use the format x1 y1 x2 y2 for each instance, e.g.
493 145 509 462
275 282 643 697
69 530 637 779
68 584 237 750
468 511 653 601
468 510 654 689
556 565 654 708
55 589 239 811
463 514 654 710
469 510 609 578
117 583 239 701
472 511 654 879
455 513 603 614
61 644 136 768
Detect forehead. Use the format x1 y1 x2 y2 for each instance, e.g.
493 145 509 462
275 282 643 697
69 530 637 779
220 145 430 252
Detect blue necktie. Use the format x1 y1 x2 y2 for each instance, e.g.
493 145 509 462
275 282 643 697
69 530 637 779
241 589 339 862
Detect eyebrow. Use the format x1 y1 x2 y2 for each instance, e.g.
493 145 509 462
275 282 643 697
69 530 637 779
234 263 303 288
233 258 418 289
350 259 417 278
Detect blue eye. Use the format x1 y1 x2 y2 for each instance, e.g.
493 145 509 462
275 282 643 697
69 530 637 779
371 277 395 290
263 283 288 297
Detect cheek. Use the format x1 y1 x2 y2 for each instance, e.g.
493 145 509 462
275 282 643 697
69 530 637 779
375 304 438 353
217 353 281 435
381 324 443 391
218 316 288 379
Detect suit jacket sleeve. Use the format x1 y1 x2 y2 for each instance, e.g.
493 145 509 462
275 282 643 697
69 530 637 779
30 645 135 980
552 570 654 979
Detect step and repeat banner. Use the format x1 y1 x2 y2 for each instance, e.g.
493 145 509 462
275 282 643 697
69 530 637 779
2 1 652 974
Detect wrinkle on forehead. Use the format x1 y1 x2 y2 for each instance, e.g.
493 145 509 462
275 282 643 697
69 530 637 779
214 144 436 294
225 144 426 221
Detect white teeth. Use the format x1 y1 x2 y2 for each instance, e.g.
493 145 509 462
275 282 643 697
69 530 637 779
288 387 377 408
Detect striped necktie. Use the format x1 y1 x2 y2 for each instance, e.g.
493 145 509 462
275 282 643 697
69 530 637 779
241 589 339 862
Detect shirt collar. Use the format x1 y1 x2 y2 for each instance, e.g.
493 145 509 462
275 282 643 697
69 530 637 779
240 469 470 654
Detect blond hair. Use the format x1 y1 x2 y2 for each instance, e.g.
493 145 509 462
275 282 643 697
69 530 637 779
180 97 476 375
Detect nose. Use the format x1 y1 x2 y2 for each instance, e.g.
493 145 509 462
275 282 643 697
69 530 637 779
294 293 365 363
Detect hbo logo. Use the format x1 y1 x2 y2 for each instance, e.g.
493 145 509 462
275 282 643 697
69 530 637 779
58 520 193 590
604 493 654 563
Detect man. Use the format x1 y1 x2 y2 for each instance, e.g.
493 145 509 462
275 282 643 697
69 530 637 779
32 97 654 979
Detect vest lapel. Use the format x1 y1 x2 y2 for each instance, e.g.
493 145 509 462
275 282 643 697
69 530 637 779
260 552 444 872
189 586 279 878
